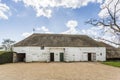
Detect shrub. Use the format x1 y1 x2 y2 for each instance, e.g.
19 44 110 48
0 51 13 64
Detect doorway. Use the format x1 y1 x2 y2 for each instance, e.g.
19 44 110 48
60 53 64 62
50 53 54 61
17 53 25 62
88 53 92 61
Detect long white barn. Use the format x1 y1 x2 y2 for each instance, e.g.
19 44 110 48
13 34 106 62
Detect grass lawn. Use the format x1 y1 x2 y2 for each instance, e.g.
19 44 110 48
0 51 6 55
102 61 120 67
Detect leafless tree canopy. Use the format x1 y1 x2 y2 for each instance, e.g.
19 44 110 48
2 39 15 51
86 0 120 46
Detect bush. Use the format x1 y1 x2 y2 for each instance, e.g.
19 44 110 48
0 51 13 64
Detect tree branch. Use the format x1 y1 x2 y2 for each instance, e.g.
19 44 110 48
86 0 120 46
98 37 120 45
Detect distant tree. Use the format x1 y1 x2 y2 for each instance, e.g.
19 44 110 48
2 39 15 51
86 0 120 46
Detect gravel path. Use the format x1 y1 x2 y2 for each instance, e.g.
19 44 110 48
0 62 119 80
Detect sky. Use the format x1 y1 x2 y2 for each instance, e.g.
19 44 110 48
0 0 119 47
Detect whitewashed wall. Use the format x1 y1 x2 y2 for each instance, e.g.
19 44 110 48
13 47 106 62
49 48 64 61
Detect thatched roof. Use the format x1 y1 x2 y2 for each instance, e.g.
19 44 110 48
14 33 120 58
14 33 100 47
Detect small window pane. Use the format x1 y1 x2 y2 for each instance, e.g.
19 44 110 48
41 46 44 50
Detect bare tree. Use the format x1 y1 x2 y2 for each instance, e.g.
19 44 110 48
2 39 15 51
86 0 120 46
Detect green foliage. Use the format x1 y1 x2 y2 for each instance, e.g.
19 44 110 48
102 61 120 67
0 51 13 64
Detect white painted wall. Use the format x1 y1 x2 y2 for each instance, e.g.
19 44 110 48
13 47 106 62
49 48 64 61
65 48 82 61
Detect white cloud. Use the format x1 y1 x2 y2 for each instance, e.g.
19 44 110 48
35 26 52 33
62 20 118 47
36 8 52 18
81 26 119 47
62 28 80 34
97 0 120 47
13 0 102 18
62 20 80 34
98 0 120 19
22 32 32 37
66 20 78 28
22 26 53 37
13 0 21 3
99 33 119 47
62 20 103 36
97 0 103 3
0 2 10 19
81 26 103 38
60 0 103 8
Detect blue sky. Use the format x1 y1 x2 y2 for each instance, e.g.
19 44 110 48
0 0 102 43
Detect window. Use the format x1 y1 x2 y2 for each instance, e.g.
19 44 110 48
41 46 44 50
100 53 102 56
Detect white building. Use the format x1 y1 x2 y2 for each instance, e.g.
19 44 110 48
13 34 106 62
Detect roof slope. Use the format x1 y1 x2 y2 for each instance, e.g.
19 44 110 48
14 33 120 58
14 33 100 47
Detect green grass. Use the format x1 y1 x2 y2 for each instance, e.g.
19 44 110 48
0 51 6 55
102 61 120 67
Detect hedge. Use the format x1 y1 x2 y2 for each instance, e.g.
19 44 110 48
0 51 13 64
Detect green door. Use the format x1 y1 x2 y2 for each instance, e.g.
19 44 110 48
60 53 64 62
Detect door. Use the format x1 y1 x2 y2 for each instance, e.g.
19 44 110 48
50 53 54 61
88 53 91 61
60 53 64 62
92 53 96 61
